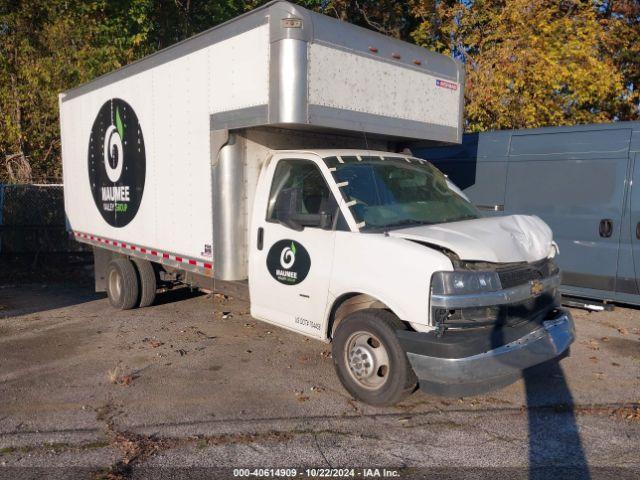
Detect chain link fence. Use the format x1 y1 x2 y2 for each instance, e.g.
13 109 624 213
0 183 89 258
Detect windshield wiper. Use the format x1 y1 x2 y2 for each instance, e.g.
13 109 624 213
385 219 427 227
377 219 432 232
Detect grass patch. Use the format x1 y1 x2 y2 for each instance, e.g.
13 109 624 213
83 440 111 450
196 439 208 450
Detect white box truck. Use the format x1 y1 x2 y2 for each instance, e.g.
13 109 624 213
59 1 574 405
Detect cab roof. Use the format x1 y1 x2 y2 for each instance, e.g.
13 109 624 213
273 149 420 160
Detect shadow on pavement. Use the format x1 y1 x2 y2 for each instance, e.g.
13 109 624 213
153 287 206 306
524 360 590 480
0 283 105 319
490 305 590 479
0 277 206 320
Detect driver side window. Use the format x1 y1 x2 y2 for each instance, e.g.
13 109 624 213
267 159 338 228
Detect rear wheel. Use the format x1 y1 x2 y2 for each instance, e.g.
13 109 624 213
332 309 417 406
132 258 157 308
106 258 139 310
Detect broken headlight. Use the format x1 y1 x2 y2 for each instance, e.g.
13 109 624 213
430 270 502 296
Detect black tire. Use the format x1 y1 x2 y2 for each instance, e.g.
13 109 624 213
106 258 139 310
132 258 157 308
332 309 417 407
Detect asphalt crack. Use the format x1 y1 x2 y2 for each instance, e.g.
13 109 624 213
90 402 295 479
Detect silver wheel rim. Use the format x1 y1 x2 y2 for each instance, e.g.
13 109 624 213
108 268 122 301
344 331 390 390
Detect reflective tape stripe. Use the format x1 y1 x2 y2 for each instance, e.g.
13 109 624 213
72 231 213 275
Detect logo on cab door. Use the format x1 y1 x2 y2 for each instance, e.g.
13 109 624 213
266 239 311 285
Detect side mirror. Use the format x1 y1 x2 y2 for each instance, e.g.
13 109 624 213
290 211 332 230
275 188 333 231
319 212 333 230
275 188 304 231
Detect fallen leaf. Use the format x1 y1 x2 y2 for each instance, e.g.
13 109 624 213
294 390 310 402
585 339 600 351
196 330 215 339
618 328 629 336
107 367 136 386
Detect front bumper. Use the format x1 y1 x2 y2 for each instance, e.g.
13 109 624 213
397 309 575 396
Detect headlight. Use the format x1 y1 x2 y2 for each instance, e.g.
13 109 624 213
431 270 502 296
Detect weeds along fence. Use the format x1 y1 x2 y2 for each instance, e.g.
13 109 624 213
0 183 89 259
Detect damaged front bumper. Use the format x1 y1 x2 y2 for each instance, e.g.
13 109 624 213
397 309 575 396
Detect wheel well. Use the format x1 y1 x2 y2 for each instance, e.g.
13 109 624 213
326 293 394 339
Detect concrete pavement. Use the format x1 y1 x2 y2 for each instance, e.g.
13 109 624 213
0 282 638 479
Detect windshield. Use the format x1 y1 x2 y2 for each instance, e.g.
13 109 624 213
323 155 480 231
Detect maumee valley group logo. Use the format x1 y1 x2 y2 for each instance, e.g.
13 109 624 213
266 239 311 285
88 98 146 227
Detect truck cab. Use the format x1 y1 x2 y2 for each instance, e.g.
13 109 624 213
248 149 574 405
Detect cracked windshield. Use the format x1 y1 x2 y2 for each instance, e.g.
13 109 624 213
325 156 480 231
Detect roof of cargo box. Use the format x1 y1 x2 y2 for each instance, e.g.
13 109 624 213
60 1 464 144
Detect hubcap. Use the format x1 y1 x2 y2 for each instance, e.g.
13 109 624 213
349 345 375 378
108 268 122 301
344 331 390 390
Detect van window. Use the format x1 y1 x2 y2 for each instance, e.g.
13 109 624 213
267 159 339 226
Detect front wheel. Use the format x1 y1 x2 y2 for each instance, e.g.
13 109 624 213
332 309 417 406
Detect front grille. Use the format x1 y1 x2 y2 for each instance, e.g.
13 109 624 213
433 257 561 333
497 258 558 289
435 291 558 331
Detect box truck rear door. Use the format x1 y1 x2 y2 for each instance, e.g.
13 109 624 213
248 155 338 338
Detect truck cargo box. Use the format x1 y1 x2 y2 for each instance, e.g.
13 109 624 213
60 0 464 282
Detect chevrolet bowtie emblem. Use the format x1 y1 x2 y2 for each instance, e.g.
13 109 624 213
530 280 544 296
